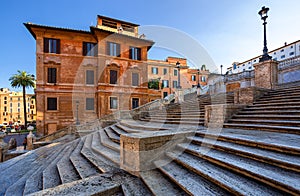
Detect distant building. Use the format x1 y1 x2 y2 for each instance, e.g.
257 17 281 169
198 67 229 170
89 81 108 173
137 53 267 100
25 15 160 136
227 40 300 74
0 88 36 125
148 57 209 98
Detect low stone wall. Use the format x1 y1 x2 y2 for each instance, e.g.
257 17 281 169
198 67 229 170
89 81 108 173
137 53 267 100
120 130 195 177
234 87 268 104
204 104 246 127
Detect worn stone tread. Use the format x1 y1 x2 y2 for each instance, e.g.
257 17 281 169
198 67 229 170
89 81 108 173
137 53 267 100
56 139 81 184
182 143 300 195
190 136 300 172
100 129 120 151
91 131 120 166
140 169 187 196
168 151 285 196
69 137 100 179
104 127 121 143
81 132 117 173
156 160 229 196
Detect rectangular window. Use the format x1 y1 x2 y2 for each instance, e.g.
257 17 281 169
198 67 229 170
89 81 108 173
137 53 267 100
290 52 295 56
132 73 139 86
110 97 118 109
163 68 167 75
129 47 141 60
174 69 178 76
132 98 139 109
152 67 158 74
173 81 178 88
191 75 196 81
48 68 57 83
281 55 286 59
18 108 20 113
107 42 120 57
86 70 94 85
83 42 97 56
162 80 169 88
201 76 206 82
110 70 118 84
18 103 20 107
44 38 60 54
86 98 94 110
47 98 57 110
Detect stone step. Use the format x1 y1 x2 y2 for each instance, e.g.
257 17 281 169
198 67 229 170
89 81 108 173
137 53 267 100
244 105 300 111
147 114 204 119
155 160 229 195
69 137 100 179
140 169 187 195
232 114 300 120
182 144 300 195
120 120 169 131
254 97 300 104
42 143 76 190
238 110 300 115
100 129 120 152
81 132 117 173
110 124 128 136
29 175 121 196
115 124 144 133
189 136 300 172
0 143 62 195
223 123 300 135
167 150 284 195
251 101 300 107
228 119 300 127
6 144 65 195
140 118 204 126
267 88 300 95
259 94 300 101
104 127 121 144
56 140 81 184
91 131 120 166
143 116 205 122
195 129 300 155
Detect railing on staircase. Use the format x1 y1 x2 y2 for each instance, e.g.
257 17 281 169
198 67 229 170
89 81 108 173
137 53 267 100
224 70 254 82
278 55 300 70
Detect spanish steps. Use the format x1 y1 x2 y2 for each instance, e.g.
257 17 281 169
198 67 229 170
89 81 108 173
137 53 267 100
1 86 300 195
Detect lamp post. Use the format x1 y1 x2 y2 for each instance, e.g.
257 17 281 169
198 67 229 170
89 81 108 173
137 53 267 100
197 69 201 96
76 101 80 125
176 61 181 88
258 6 272 62
220 65 223 75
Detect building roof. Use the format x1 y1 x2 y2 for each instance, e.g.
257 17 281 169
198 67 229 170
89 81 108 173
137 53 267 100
97 15 139 27
24 23 92 39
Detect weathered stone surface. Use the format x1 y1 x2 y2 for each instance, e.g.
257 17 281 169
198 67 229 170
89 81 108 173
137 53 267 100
254 60 279 89
8 138 17 150
234 87 267 104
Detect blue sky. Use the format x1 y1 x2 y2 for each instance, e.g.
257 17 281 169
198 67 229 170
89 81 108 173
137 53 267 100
1 0 300 92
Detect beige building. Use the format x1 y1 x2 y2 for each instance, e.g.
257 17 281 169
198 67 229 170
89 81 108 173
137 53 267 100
0 88 36 125
148 57 209 98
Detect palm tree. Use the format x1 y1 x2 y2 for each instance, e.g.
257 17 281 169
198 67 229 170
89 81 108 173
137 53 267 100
9 70 35 128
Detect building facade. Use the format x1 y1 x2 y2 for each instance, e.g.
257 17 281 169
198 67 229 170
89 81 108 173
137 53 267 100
148 57 209 98
227 40 300 74
0 88 36 125
25 15 160 136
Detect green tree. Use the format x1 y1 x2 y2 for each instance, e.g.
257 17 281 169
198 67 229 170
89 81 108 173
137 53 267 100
9 70 35 128
148 79 159 90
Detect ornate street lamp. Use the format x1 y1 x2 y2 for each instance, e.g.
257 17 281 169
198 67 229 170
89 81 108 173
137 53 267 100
197 69 201 96
220 65 223 75
258 6 272 62
76 101 80 125
176 61 181 88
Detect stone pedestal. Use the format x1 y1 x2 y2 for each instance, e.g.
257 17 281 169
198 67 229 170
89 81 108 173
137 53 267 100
254 60 279 89
234 87 268 104
175 89 184 104
27 131 36 150
204 104 246 128
120 130 195 177
0 134 8 162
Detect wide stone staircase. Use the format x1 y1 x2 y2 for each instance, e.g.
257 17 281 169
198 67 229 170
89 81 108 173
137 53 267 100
224 85 300 134
1 90 300 195
140 92 234 126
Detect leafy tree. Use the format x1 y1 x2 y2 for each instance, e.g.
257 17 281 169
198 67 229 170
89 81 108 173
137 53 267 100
148 79 159 90
9 70 35 128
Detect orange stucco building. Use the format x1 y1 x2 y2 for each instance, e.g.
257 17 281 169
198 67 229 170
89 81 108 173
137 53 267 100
25 15 160 136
